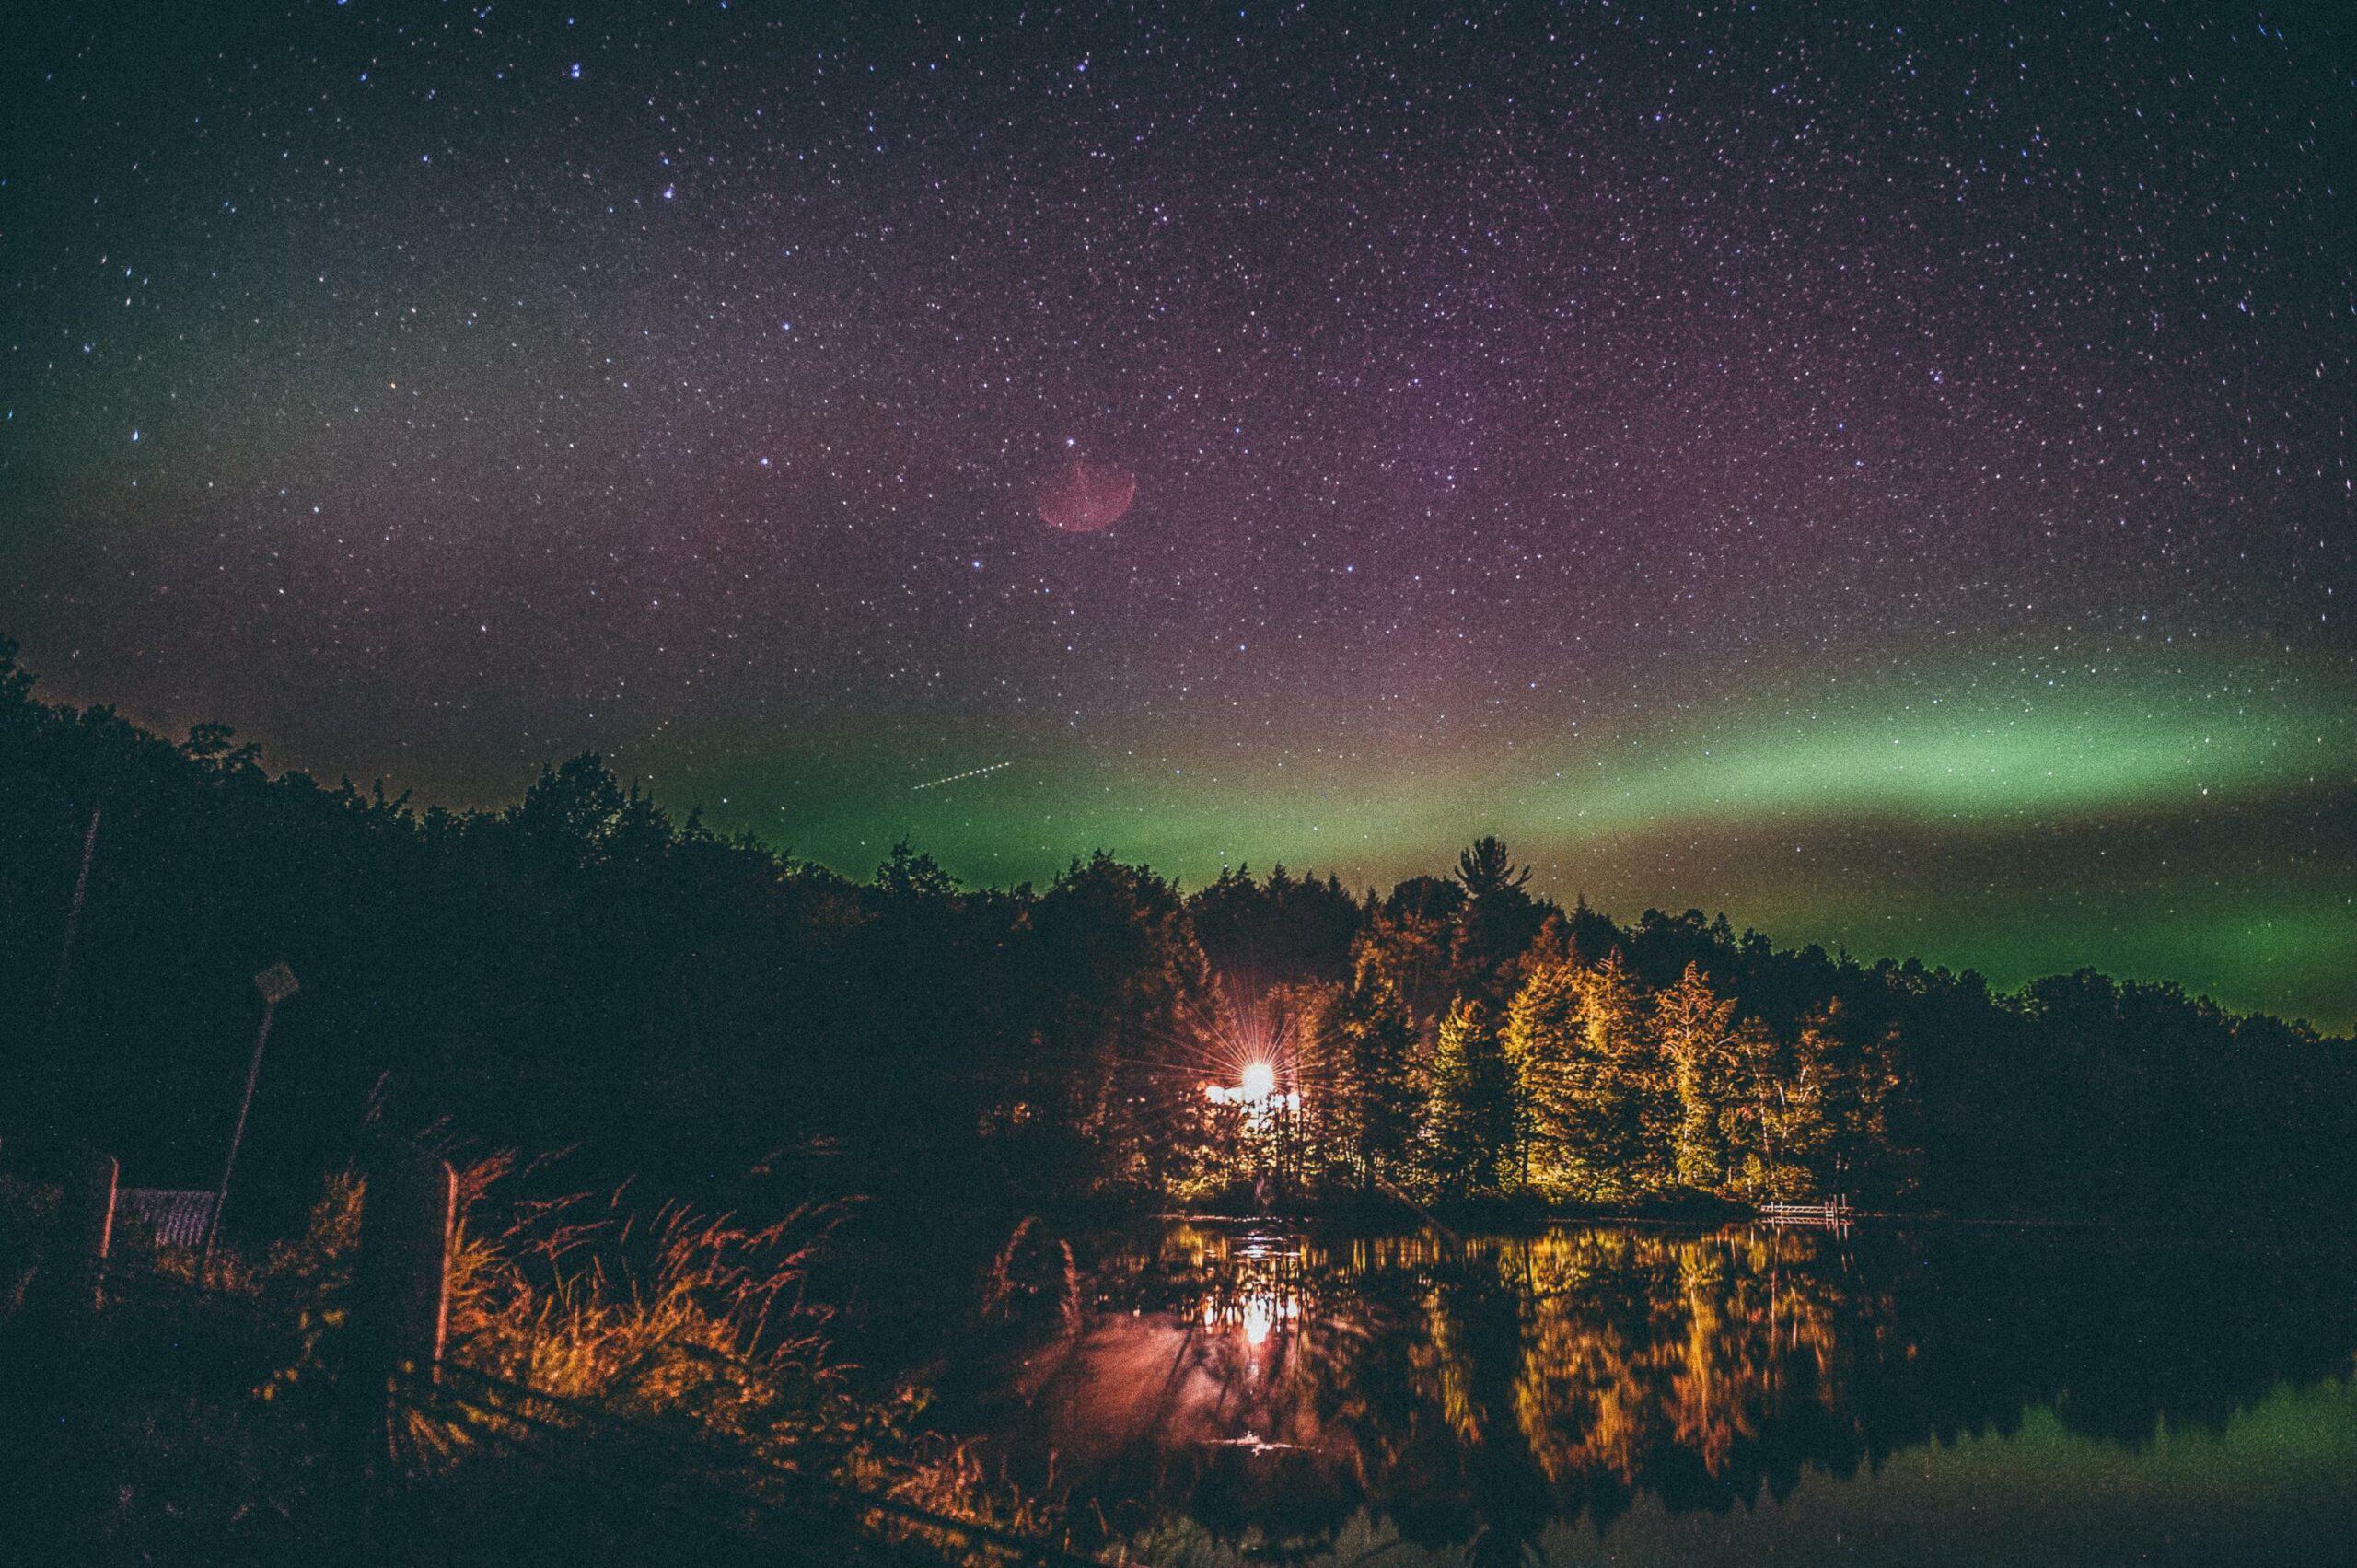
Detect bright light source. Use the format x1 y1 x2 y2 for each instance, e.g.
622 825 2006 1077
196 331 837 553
1240 1062 1276 1102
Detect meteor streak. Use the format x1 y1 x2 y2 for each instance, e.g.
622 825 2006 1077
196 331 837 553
912 761 1014 792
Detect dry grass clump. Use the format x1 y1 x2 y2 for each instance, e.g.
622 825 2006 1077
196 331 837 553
440 1162 1087 1557
438 1151 850 1451
152 1151 1070 1561
978 1214 1082 1336
215 1151 853 1459
871 1436 1068 1558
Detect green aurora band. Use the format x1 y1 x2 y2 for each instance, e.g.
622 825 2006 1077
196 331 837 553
644 653 2354 1029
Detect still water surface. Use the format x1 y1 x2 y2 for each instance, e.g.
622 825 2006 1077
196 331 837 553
966 1223 2357 1566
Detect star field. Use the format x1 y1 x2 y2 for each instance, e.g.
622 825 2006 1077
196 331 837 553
3 2 2351 1023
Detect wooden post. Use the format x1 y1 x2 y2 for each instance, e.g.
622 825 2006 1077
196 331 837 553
354 1142 455 1378
62 1144 116 1310
58 1144 117 1265
349 1142 456 1457
4 1139 117 1311
335 1140 455 1557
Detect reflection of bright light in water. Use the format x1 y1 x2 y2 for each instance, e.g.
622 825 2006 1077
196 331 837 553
1191 1233 1304 1353
1240 1062 1275 1101
1202 1287 1299 1349
1243 1296 1274 1346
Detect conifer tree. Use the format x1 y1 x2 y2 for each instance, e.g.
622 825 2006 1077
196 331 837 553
1269 977 1343 1181
1356 904 1453 1029
1652 962 1740 1191
1503 946 1585 1194
1858 1018 1923 1198
1782 999 1920 1201
1425 997 1516 1197
1448 836 1544 1005
1769 1006 1846 1196
1568 949 1672 1197
1303 947 1421 1190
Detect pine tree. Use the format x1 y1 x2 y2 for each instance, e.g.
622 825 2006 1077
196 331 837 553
1857 1017 1922 1198
1357 904 1453 1028
1503 947 1585 1195
1782 998 1920 1202
1425 998 1516 1198
1568 949 1672 1198
1030 853 1218 1193
1652 963 1740 1192
1448 837 1544 1005
1454 836 1532 901
1288 978 1348 1172
1303 947 1420 1190
1779 1006 1844 1196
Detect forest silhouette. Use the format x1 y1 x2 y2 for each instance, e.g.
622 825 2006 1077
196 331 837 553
4 636 2350 1237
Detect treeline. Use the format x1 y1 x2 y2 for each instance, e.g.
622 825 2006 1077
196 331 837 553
2 638 2351 1227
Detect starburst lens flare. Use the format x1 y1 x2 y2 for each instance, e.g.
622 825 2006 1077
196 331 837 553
1239 1062 1276 1102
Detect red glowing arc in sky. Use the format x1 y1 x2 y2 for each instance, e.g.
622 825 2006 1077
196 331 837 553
1038 458 1136 532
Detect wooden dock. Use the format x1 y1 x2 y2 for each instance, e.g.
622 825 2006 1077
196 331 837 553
1757 1198 1855 1226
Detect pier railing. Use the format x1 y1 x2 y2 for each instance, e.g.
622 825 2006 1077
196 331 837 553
1757 1198 1854 1225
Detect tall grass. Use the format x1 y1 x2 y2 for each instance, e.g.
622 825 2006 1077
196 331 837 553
152 1151 1074 1562
979 1214 1082 1336
441 1152 844 1442
438 1156 1082 1560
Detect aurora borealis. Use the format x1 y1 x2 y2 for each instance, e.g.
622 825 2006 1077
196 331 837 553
4 4 2351 1025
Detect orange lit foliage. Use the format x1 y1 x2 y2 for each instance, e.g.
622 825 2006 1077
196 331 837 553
1498 1229 1859 1488
1105 1224 1881 1511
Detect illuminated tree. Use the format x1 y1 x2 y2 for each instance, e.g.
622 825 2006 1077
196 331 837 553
1502 946 1585 1194
1306 946 1422 1191
1652 963 1741 1191
1717 1016 1794 1201
1354 903 1453 1030
1424 998 1516 1197
1784 998 1920 1201
6 623 2351 1227
1568 949 1673 1198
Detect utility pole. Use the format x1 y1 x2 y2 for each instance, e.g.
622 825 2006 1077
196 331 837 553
203 961 300 1279
44 805 102 1035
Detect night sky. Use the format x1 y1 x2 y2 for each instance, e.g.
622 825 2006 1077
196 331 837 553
4 3 2351 1027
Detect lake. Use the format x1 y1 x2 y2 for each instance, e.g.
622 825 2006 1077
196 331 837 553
956 1221 2357 1566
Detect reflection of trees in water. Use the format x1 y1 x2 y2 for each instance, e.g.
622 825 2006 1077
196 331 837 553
1487 1228 1879 1521
1088 1225 1879 1537
1058 1223 2357 1557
